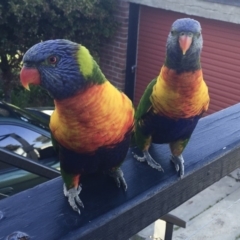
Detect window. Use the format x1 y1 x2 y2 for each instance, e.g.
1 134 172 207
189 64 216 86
0 119 57 199
0 125 55 161
0 102 50 131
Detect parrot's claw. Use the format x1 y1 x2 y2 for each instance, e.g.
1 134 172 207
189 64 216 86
171 154 184 178
132 153 146 162
63 184 84 214
108 168 127 191
133 150 164 172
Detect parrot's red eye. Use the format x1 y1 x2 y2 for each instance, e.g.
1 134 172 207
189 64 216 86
48 56 58 64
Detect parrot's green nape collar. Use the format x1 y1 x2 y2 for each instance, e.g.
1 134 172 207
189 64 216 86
77 45 94 78
76 45 106 85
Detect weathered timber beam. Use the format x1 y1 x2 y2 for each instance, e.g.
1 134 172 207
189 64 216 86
1 103 240 240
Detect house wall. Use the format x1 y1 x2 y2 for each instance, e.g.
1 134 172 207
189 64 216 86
99 0 130 90
127 0 240 24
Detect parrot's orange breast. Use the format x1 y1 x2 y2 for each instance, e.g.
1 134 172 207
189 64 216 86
151 66 209 119
50 81 134 153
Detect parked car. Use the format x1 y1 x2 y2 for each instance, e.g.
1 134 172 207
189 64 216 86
0 101 59 200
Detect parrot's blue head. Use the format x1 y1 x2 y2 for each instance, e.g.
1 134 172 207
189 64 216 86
20 39 86 100
165 18 203 72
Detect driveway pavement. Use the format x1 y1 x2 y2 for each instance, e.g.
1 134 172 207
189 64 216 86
130 168 240 240
171 168 240 240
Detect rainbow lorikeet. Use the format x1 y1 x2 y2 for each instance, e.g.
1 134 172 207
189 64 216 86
20 39 134 214
132 18 210 177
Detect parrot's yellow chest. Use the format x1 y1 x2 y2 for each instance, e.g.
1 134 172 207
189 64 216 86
151 66 209 118
50 81 134 153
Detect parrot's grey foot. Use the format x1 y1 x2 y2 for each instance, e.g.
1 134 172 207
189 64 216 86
108 168 127 191
132 150 164 172
63 184 84 214
171 154 184 178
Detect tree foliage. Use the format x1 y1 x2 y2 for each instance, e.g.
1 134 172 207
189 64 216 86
0 0 118 105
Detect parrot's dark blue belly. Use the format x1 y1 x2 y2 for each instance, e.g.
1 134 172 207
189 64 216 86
59 130 132 175
142 111 202 144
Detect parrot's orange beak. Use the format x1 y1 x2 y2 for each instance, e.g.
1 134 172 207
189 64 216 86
20 67 41 90
179 34 193 55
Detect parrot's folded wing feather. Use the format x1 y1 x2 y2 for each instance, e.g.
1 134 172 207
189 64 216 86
132 78 157 150
135 78 157 120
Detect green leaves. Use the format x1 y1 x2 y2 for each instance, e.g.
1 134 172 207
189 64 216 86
2 0 118 52
0 0 118 105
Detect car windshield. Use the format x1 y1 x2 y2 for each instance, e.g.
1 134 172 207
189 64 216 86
0 102 59 200
0 101 50 131
0 126 53 160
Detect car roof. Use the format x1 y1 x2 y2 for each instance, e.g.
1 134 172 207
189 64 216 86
0 101 50 131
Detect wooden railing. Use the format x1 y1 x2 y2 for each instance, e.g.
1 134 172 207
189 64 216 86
1 103 240 240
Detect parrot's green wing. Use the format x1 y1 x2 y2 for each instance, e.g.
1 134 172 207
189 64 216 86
135 78 157 120
132 78 157 149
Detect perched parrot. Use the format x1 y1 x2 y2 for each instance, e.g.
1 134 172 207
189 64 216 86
20 39 134 214
132 18 210 177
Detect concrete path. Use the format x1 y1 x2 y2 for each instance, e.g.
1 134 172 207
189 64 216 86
130 168 240 240
171 168 240 240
